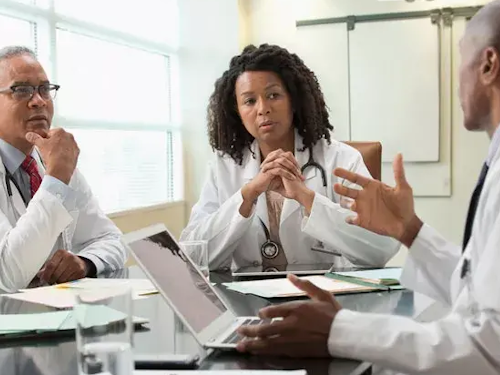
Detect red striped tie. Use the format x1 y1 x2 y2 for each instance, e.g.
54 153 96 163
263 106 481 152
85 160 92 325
21 155 42 197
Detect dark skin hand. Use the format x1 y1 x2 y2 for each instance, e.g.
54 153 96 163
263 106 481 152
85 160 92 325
37 249 88 284
236 274 342 357
333 153 423 247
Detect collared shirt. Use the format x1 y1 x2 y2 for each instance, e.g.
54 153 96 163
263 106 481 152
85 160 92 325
0 138 75 211
486 124 500 166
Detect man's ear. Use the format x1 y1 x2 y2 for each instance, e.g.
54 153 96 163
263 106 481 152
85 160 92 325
480 47 500 85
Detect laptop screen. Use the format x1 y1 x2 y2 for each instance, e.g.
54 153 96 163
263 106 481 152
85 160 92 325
128 230 227 333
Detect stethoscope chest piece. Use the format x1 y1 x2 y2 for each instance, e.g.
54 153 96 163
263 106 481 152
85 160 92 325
261 240 280 259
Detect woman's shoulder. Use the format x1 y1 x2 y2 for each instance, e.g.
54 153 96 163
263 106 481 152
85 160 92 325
318 137 363 161
211 148 254 171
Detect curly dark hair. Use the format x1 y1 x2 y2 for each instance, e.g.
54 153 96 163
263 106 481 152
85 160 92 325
207 43 333 165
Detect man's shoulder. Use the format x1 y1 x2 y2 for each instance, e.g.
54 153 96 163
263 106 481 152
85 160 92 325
67 168 93 196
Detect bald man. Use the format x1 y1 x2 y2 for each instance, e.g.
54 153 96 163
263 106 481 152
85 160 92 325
236 2 500 374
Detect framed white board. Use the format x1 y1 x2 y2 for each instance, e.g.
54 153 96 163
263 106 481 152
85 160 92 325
349 18 441 162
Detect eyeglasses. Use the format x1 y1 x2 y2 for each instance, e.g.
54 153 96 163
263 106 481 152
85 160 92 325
0 84 60 101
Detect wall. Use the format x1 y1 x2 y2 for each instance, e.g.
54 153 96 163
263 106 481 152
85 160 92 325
240 0 492 265
109 202 185 265
109 202 186 238
178 0 241 212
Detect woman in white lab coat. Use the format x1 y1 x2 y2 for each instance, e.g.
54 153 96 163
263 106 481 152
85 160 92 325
181 44 399 271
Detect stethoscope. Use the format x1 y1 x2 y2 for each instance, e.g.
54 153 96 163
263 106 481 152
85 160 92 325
301 147 327 187
259 218 281 260
259 217 341 260
5 168 29 206
258 147 339 260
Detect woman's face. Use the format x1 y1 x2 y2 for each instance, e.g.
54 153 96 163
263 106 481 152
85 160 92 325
235 70 294 145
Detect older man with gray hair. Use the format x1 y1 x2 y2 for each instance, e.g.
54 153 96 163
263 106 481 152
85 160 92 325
0 46 126 292
238 1 500 374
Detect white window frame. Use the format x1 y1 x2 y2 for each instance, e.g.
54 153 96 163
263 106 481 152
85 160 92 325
0 0 183 214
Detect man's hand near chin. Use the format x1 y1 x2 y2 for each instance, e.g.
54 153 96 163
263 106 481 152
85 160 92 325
37 249 91 284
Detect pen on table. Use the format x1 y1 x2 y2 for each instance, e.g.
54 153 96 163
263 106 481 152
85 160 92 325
310 246 342 257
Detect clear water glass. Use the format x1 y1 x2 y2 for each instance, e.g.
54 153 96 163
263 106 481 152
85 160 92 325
74 286 133 375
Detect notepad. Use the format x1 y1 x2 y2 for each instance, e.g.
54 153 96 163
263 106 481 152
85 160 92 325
334 267 403 285
327 268 404 290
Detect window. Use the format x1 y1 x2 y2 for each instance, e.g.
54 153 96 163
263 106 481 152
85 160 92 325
54 0 178 46
56 30 171 124
0 0 181 213
0 14 35 49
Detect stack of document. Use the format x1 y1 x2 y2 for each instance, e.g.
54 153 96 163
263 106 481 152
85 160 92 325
223 275 380 298
4 278 158 309
327 268 404 290
0 305 148 339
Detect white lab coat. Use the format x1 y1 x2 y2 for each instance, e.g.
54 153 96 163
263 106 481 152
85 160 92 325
181 131 400 270
0 151 126 292
328 144 500 374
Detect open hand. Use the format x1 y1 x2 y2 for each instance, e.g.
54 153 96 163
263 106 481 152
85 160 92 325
333 154 422 246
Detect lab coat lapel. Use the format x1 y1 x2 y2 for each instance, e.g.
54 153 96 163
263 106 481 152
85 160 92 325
0 157 27 217
11 181 26 216
242 140 269 229
0 159 26 221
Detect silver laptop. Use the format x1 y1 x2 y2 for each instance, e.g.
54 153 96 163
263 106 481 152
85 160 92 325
123 223 264 349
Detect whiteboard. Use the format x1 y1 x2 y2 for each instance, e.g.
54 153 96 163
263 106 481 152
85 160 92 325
294 24 350 141
380 16 453 197
349 18 441 162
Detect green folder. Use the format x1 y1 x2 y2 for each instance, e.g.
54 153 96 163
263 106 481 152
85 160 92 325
325 268 405 291
0 306 148 340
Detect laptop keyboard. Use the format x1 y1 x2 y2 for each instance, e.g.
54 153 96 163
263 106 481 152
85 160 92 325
222 318 263 344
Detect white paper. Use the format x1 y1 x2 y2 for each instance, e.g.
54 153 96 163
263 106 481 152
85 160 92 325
224 275 369 298
20 278 157 296
57 278 158 295
5 288 77 309
8 278 158 308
